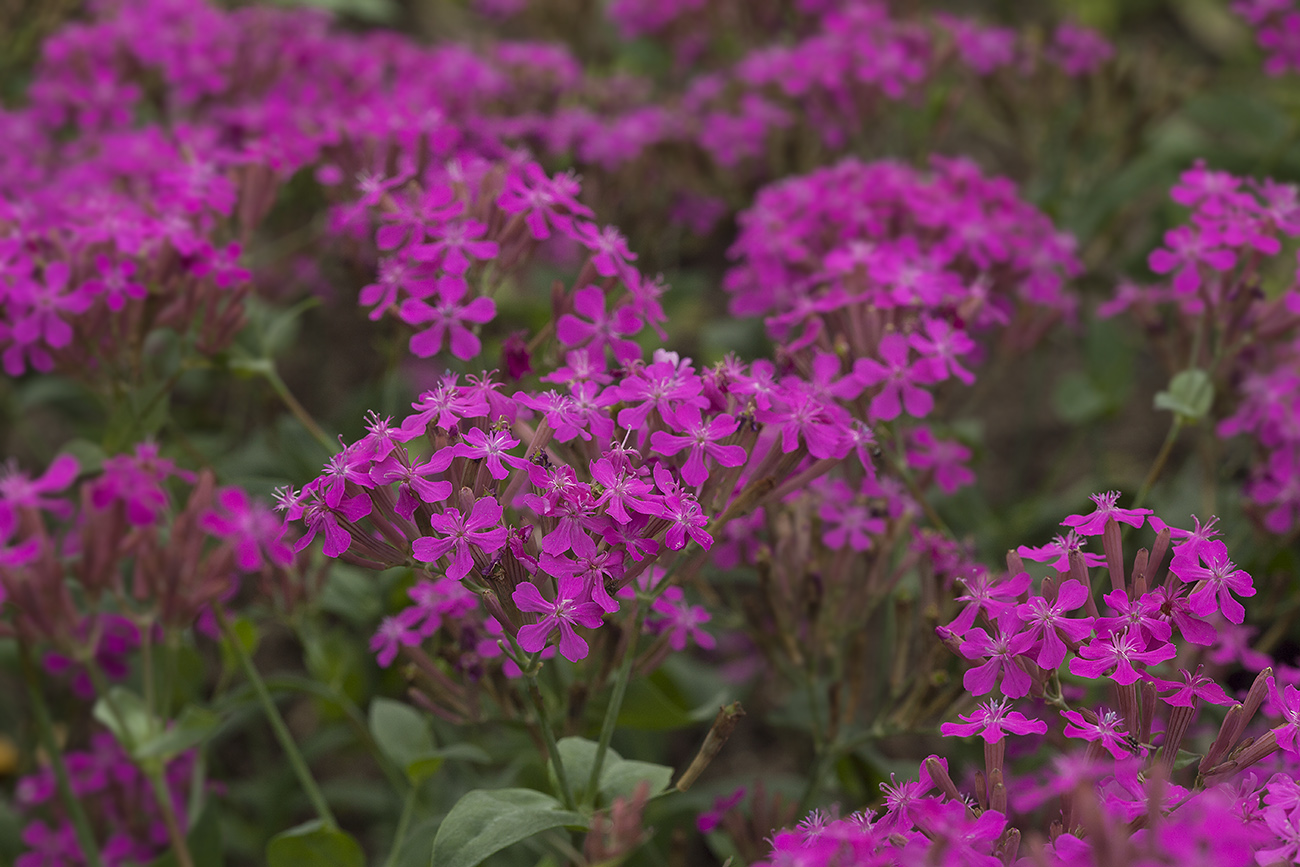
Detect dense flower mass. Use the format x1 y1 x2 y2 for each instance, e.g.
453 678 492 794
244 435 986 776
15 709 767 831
758 501 1300 865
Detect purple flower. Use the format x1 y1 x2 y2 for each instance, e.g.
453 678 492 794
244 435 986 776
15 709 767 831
1061 708 1135 758
649 408 747 486
957 612 1032 698
940 698 1048 743
371 616 422 668
512 573 606 662
556 286 642 363
853 333 939 422
1010 579 1095 669
1060 490 1151 536
412 497 509 580
1170 539 1255 624
399 278 496 360
1069 628 1176 686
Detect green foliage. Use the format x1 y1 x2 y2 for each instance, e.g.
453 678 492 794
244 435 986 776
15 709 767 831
429 789 587 867
266 820 366 867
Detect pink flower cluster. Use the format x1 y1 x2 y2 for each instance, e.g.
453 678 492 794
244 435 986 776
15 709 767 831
1233 0 1300 75
15 734 197 867
0 445 292 647
756 498 1300 865
281 336 888 670
1101 161 1300 535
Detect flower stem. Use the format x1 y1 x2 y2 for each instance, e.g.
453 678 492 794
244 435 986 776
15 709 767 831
21 645 106 867
214 605 338 830
585 614 640 807
1132 418 1183 512
527 675 576 810
263 364 334 453
382 782 420 867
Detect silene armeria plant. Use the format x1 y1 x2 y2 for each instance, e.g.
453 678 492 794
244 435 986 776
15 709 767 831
6 1 1300 866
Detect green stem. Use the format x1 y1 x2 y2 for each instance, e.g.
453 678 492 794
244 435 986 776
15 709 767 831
1132 418 1183 512
263 366 334 453
382 783 420 867
146 768 196 867
585 617 639 807
527 676 575 810
214 606 338 829
141 621 157 718
21 645 106 867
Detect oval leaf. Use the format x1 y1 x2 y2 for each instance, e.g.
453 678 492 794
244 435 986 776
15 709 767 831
430 788 586 867
267 820 364 867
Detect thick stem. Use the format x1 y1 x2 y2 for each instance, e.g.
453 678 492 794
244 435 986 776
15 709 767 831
22 645 106 867
215 606 338 830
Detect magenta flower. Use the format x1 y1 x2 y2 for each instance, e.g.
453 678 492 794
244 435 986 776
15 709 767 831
589 458 660 524
371 616 422 668
297 489 371 558
1170 539 1255 624
440 427 526 480
399 278 496 360
1147 225 1237 295
649 408 747 486
556 286 642 363
200 487 294 571
412 497 509 580
1268 676 1300 756
957 612 1032 698
81 255 146 311
1016 529 1105 572
1060 490 1151 536
1010 578 1095 669
948 570 1031 635
1069 629 1176 686
512 573 605 662
1155 666 1233 708
369 452 453 520
940 698 1048 743
0 454 78 531
1061 708 1135 758
649 586 714 651
410 218 498 276
853 333 939 422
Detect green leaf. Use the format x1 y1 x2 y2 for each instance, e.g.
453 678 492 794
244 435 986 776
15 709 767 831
135 706 221 761
598 759 673 803
406 744 491 785
549 738 673 806
146 805 224 867
266 820 364 867
1173 749 1202 770
430 789 586 867
369 698 435 770
1154 369 1214 422
93 687 156 751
